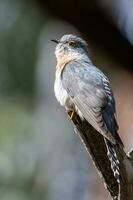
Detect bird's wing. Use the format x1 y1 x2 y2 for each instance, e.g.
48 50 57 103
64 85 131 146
61 60 120 144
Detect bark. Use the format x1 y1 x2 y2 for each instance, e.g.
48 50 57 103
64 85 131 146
67 112 133 200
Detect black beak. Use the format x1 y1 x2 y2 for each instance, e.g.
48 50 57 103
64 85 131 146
51 39 59 44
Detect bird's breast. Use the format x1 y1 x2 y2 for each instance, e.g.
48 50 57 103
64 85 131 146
54 69 73 111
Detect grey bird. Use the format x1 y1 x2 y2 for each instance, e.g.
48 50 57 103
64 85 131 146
52 34 123 183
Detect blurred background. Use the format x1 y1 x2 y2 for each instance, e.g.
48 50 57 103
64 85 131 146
0 0 133 199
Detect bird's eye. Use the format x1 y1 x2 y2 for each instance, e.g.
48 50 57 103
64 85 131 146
68 41 76 47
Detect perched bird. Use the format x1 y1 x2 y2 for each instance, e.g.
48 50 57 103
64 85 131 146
52 34 123 183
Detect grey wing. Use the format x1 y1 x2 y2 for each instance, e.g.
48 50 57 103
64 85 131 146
61 60 118 144
101 79 123 145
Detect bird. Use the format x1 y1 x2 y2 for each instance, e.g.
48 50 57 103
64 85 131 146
52 34 123 183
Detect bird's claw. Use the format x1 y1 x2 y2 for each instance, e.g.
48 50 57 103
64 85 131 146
68 111 75 120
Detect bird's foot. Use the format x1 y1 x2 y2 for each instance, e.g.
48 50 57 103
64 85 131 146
68 111 75 120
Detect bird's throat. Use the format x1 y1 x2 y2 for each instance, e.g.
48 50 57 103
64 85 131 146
56 52 79 70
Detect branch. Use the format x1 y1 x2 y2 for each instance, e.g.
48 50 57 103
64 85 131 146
67 112 133 200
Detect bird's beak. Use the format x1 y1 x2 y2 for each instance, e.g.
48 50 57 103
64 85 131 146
51 39 59 44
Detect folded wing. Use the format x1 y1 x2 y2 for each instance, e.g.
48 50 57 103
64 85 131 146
62 60 122 145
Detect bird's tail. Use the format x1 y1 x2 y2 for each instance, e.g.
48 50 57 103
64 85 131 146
104 138 121 183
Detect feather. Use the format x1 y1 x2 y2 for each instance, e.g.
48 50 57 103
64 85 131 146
61 59 122 145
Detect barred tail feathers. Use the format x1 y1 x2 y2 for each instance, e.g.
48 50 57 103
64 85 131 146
104 138 120 183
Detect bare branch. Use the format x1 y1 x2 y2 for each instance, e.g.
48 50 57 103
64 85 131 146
67 112 133 200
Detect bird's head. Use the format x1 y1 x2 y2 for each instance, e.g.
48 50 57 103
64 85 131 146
51 34 89 60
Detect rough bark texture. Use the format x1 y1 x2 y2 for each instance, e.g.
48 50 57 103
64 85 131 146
67 111 133 200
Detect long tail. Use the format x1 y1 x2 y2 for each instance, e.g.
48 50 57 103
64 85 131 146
104 138 120 183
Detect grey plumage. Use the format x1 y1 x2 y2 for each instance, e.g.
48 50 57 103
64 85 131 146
62 60 118 141
61 59 123 182
54 34 123 183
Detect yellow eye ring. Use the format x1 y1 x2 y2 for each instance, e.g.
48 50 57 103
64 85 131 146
68 41 76 47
